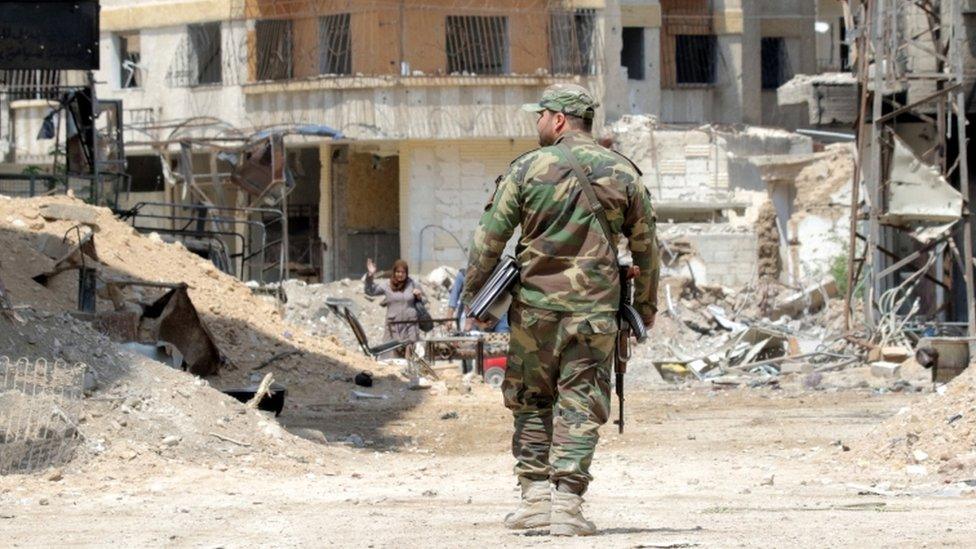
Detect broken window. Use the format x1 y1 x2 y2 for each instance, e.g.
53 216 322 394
188 22 222 85
549 9 598 75
761 37 791 90
675 34 716 85
318 13 352 75
126 155 165 192
839 17 850 71
445 15 509 75
621 27 645 81
255 19 293 81
118 32 141 88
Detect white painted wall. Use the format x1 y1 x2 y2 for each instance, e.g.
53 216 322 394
399 139 535 273
95 21 247 148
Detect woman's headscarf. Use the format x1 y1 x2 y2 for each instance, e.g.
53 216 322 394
390 259 410 292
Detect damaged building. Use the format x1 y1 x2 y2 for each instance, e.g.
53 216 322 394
0 0 829 283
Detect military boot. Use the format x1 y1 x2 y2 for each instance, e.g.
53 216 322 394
549 488 596 536
503 479 551 529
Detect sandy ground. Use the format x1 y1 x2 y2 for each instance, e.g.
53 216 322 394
4 383 975 548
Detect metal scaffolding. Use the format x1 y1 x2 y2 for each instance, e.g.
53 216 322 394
844 0 975 339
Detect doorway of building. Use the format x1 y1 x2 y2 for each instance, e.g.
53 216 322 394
331 145 400 280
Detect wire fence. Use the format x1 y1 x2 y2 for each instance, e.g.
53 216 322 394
0 357 87 475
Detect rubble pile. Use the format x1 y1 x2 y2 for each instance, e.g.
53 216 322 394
0 308 328 472
790 143 855 281
857 366 976 480
280 274 456 353
0 195 394 472
0 196 380 381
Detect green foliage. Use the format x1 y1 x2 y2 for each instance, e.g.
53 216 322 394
831 253 849 296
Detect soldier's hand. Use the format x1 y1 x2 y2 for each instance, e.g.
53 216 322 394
642 311 656 330
464 313 489 332
627 265 641 280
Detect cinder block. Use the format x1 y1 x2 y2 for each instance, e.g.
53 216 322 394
870 361 902 379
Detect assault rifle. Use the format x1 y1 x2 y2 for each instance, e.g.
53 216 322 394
615 265 647 434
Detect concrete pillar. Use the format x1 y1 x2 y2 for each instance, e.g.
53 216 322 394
318 142 334 282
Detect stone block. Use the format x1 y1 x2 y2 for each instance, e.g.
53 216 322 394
39 203 99 225
870 361 902 379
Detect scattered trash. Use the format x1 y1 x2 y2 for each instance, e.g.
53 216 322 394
351 390 389 400
870 361 902 379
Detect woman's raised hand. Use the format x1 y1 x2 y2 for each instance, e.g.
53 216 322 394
366 258 377 276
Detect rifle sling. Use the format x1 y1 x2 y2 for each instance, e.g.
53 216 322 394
557 142 617 259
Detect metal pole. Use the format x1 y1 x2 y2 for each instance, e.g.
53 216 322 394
845 0 873 331
865 0 886 329
952 1 976 338
89 71 99 205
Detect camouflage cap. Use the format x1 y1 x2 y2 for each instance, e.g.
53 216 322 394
521 83 599 119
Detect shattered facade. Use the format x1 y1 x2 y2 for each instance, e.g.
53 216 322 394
0 0 823 281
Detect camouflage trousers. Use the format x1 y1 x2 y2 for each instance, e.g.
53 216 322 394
503 302 616 495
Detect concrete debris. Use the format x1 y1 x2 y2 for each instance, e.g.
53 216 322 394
867 346 911 364
777 73 858 125
351 390 389 400
771 277 838 319
0 195 393 474
870 362 902 379
38 203 100 225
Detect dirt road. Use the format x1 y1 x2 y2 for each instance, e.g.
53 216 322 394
4 384 974 548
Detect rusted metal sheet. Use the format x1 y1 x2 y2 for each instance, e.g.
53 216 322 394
141 286 223 376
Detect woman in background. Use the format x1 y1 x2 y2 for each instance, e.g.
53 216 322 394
364 258 427 345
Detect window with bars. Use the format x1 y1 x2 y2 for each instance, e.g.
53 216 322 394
675 34 716 85
549 9 597 76
0 70 63 100
319 13 352 75
189 23 222 85
445 15 509 75
761 37 791 90
118 32 141 88
255 19 293 81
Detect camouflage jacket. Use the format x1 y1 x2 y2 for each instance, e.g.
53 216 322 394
461 131 659 317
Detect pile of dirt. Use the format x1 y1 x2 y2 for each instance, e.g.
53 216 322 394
756 201 781 281
0 195 409 474
0 196 384 391
0 308 338 474
793 143 855 219
855 367 976 480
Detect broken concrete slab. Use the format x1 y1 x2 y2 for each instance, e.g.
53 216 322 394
31 232 72 260
870 361 902 379
771 276 838 318
39 203 99 225
32 233 99 286
868 346 912 364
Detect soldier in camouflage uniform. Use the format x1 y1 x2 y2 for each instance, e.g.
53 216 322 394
461 84 659 536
